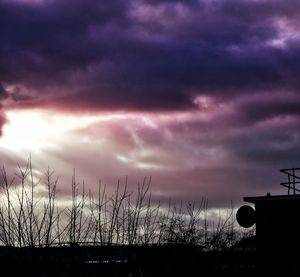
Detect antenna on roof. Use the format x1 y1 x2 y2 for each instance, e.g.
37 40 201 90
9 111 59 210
280 168 300 195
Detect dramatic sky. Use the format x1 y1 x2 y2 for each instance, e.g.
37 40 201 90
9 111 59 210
0 0 299 207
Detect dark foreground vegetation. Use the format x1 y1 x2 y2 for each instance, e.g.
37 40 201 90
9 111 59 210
0 236 297 276
0 243 258 276
0 160 258 276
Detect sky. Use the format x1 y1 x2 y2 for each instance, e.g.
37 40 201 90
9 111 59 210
0 0 300 208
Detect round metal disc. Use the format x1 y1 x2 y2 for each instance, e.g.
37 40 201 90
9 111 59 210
236 205 255 228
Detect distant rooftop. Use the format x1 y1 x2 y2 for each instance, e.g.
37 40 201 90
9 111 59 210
244 168 300 203
244 194 300 203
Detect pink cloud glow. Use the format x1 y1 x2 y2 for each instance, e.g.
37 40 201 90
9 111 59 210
1 90 297 207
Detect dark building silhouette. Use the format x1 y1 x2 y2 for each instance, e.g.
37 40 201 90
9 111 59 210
237 168 300 275
244 194 300 252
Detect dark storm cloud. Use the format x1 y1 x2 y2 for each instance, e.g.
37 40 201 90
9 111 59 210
1 0 300 112
234 93 300 125
0 0 129 85
146 0 198 4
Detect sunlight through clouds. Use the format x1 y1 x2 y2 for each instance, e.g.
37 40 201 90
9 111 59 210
0 110 102 152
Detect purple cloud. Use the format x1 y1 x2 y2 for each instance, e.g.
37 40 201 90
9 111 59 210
0 0 300 206
1 0 300 112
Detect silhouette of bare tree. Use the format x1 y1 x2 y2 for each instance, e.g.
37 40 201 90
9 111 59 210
0 159 249 249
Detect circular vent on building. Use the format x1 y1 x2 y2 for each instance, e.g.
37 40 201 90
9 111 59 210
236 205 256 228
